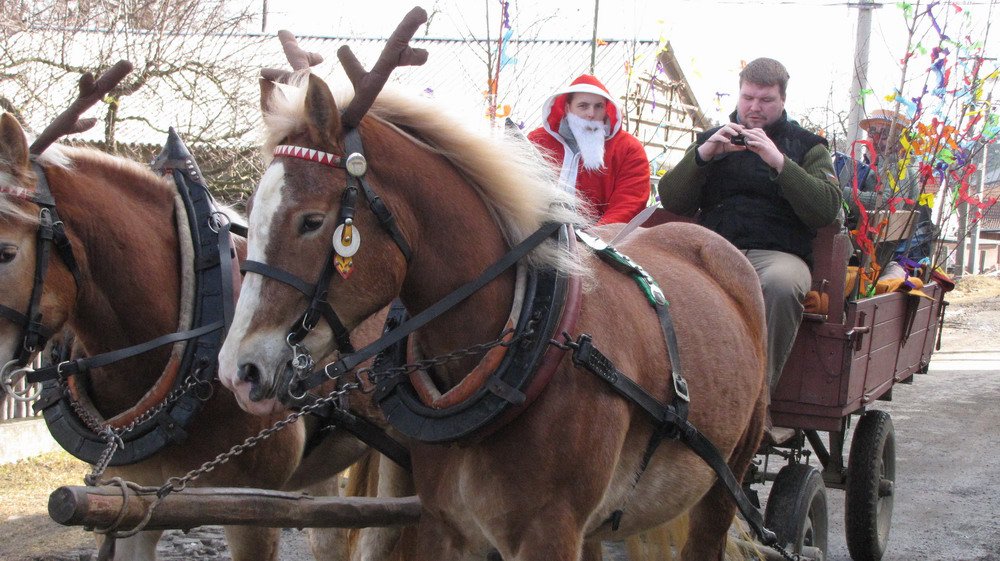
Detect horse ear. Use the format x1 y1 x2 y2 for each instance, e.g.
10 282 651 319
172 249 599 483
304 74 341 149
259 78 288 115
0 113 30 172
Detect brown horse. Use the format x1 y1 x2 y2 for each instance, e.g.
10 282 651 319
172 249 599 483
217 67 769 561
0 112 371 560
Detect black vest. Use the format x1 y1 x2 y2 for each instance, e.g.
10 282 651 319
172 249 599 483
697 112 827 266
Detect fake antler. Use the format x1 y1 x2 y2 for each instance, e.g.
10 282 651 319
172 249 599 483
29 60 134 156
260 30 324 83
338 7 429 129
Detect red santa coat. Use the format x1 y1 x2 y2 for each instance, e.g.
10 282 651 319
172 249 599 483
527 74 650 225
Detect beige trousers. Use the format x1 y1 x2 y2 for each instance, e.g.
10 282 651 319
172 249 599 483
743 249 811 396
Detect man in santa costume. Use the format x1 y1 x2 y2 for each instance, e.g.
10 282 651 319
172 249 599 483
528 74 651 225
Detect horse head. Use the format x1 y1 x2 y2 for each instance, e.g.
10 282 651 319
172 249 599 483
0 61 135 397
219 10 430 415
0 113 76 374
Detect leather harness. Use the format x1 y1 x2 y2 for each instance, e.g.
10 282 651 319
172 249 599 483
25 130 240 466
0 160 82 368
242 127 779 547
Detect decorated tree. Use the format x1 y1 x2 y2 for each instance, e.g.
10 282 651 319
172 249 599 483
841 0 999 287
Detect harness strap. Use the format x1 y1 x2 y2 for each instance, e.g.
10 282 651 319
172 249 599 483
0 305 31 330
308 401 412 472
21 207 55 361
218 222 237 336
291 221 563 400
27 321 224 384
569 335 776 546
240 258 356 354
343 129 413 262
32 162 83 289
241 260 314 296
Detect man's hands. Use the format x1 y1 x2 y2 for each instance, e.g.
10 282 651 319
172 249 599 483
696 123 785 172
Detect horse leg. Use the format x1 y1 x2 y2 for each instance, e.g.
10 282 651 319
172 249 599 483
304 473 349 561
407 517 467 561
225 525 281 561
581 540 603 561
492 507 585 561
99 530 162 561
352 453 414 561
681 396 766 561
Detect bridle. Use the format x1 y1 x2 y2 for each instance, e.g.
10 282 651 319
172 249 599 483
0 160 82 385
240 127 413 374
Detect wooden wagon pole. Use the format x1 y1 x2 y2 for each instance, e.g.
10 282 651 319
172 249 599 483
49 485 421 531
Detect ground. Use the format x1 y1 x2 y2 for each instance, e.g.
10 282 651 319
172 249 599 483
2 275 999 561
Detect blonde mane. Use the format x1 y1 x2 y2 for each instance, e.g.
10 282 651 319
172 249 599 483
1 142 185 223
261 75 592 275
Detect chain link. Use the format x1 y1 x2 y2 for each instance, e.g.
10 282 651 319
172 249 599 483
155 381 360 499
63 368 212 485
156 321 538 497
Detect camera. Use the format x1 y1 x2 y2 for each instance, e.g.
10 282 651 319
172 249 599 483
730 134 748 146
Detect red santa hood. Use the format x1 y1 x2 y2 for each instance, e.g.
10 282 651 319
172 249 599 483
540 74 623 140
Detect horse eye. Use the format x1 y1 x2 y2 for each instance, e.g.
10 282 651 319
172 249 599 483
0 245 17 264
300 214 325 233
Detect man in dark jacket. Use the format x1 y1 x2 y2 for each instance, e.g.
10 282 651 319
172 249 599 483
658 58 841 401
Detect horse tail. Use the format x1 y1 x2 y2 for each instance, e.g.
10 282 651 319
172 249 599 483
625 515 688 561
344 449 379 557
624 514 766 561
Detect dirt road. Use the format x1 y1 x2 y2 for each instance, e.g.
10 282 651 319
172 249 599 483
4 277 999 561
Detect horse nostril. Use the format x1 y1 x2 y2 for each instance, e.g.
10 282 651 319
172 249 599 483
237 363 259 384
238 363 270 402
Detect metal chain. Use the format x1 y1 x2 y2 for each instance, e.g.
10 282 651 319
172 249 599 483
62 368 213 485
155 321 539 496
84 319 538 536
154 381 360 499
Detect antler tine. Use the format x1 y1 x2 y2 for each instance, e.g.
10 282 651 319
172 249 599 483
29 60 134 155
339 6 429 129
261 29 323 83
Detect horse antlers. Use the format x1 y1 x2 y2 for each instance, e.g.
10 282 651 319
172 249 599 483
29 60 133 156
261 30 324 83
338 7 429 129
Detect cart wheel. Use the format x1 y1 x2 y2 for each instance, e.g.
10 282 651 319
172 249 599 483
764 463 828 559
845 409 895 560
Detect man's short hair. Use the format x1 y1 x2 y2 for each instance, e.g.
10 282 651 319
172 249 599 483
739 58 790 99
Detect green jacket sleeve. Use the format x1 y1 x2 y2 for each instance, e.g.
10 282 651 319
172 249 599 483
774 144 843 229
656 142 705 217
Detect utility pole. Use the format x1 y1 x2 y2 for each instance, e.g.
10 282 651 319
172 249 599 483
847 0 876 147
969 142 988 274
261 0 268 33
590 0 600 74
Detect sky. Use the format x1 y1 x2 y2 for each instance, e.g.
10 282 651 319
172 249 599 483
257 0 1000 130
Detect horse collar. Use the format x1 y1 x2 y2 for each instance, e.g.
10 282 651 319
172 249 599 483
29 130 237 467
370 225 581 444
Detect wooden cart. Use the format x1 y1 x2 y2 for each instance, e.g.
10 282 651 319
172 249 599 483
758 221 947 561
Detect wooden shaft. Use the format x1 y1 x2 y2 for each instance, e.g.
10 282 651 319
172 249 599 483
49 486 421 531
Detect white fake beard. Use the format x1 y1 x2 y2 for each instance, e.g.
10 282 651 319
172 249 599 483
565 112 607 171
